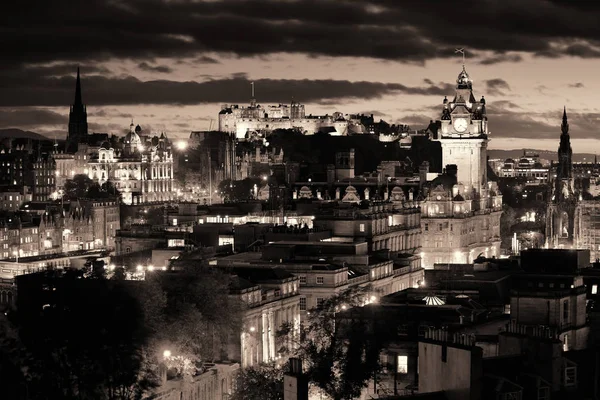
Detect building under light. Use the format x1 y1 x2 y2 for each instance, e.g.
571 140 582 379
87 122 176 205
420 65 503 268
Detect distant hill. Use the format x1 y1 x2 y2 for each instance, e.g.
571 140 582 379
0 128 50 141
488 148 597 163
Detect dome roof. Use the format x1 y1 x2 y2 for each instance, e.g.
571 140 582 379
423 295 445 306
456 66 471 87
124 130 141 145
135 124 142 133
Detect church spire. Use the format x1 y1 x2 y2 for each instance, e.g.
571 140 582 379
67 67 89 150
561 106 569 135
74 67 83 106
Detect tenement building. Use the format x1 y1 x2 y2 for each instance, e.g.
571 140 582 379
420 66 502 268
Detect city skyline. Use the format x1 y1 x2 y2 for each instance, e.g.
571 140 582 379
4 0 600 152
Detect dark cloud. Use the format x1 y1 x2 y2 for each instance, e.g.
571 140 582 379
0 108 67 128
4 0 600 70
137 62 173 73
478 54 524 65
194 56 220 64
484 79 511 96
0 73 456 107
569 82 585 88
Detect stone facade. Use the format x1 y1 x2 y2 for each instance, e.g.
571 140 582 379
218 100 363 139
420 66 502 268
88 123 175 205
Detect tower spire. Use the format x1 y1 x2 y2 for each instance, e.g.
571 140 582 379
67 67 88 149
74 67 83 106
561 106 569 135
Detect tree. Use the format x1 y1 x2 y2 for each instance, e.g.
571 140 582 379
500 205 517 249
230 363 284 400
278 285 382 400
146 255 243 365
64 174 94 199
86 180 121 200
5 273 160 399
219 178 263 203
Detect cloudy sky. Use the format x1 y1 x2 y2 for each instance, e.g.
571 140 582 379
3 0 600 152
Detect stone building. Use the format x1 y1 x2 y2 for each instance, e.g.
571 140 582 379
499 151 549 183
313 201 422 255
31 152 56 201
512 249 590 351
0 147 56 202
218 98 360 139
87 123 175 205
81 199 120 250
228 268 301 368
420 65 503 268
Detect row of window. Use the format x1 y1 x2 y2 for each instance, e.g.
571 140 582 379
299 296 324 311
299 276 324 285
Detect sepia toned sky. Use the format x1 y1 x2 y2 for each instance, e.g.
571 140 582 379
3 0 600 152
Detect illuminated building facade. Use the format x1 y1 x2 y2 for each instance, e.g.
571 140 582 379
87 123 175 205
420 66 503 268
218 98 362 139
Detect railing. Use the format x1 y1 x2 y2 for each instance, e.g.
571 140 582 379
348 274 369 286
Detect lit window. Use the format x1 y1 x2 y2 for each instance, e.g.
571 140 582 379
593 285 598 295
397 355 408 374
359 223 365 232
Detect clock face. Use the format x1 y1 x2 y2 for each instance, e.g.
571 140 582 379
453 118 468 133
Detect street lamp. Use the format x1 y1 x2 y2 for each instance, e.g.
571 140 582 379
163 350 172 359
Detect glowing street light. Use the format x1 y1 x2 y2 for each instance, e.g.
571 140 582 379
136 265 143 271
176 141 188 150
163 350 172 359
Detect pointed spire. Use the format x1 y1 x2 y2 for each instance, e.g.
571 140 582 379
561 106 569 135
74 67 83 106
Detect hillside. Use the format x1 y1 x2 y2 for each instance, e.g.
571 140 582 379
0 128 50 141
488 148 597 163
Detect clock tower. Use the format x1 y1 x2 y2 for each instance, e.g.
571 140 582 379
438 65 488 196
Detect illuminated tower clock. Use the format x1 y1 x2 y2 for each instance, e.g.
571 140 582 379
438 65 489 195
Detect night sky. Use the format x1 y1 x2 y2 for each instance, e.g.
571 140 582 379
3 0 600 152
